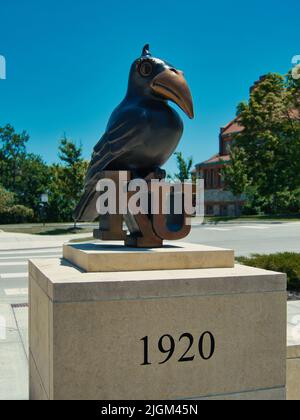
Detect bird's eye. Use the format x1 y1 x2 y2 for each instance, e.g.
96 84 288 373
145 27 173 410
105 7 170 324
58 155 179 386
139 61 153 77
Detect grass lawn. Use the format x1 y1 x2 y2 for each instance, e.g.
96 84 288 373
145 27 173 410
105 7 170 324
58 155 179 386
1 214 300 233
237 252 300 292
0 223 97 235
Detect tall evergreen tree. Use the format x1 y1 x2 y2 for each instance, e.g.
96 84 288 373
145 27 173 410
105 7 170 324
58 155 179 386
48 136 88 222
173 152 194 182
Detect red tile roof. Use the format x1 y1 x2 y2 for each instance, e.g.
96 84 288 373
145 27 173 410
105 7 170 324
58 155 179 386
221 117 244 136
196 106 298 169
197 154 230 167
221 109 299 136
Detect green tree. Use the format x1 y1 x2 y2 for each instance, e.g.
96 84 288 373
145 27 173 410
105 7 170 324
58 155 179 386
224 73 300 214
222 148 249 214
47 136 88 222
0 124 29 190
0 124 50 218
172 152 194 182
58 136 88 205
0 184 34 224
0 185 15 212
17 154 50 213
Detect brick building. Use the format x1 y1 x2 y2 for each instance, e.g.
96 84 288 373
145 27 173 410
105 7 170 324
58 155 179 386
195 117 246 217
195 75 299 217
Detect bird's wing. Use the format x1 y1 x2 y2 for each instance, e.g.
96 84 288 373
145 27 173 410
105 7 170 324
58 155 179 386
74 108 149 221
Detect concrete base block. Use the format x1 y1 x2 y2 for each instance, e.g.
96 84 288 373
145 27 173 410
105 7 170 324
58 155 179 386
29 256 287 400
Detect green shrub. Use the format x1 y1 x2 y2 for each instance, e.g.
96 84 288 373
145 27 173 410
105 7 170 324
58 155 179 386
237 253 300 291
0 185 15 212
0 205 34 224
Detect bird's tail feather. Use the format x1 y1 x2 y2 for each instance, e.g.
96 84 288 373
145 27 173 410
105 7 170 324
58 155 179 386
73 189 99 222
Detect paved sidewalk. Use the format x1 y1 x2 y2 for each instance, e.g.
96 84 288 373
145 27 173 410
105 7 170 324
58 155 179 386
0 303 28 400
288 301 300 347
0 231 91 251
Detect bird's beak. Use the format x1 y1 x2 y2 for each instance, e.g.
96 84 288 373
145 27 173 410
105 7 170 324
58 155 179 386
151 68 194 119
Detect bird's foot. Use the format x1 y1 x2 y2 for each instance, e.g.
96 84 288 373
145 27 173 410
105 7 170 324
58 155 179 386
141 168 167 181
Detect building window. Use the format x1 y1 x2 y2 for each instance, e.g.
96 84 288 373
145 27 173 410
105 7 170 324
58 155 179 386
210 169 214 188
217 171 221 188
220 172 225 188
220 205 228 216
206 205 214 215
204 170 208 188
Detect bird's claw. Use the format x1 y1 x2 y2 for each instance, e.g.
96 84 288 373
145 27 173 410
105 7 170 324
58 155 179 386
143 168 167 181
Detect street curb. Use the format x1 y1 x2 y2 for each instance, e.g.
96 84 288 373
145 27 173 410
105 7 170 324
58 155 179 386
202 221 300 226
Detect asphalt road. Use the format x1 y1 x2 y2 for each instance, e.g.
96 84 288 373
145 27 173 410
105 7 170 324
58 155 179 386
186 221 300 257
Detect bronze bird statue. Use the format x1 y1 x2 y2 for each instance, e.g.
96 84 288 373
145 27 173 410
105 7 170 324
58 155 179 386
74 45 194 222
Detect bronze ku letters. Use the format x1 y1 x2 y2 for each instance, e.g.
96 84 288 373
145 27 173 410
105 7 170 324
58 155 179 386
93 171 191 248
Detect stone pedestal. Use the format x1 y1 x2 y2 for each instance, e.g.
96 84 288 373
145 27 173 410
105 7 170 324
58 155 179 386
63 242 235 272
29 244 287 400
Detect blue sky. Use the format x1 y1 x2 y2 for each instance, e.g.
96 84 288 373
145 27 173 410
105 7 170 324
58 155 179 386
0 0 299 175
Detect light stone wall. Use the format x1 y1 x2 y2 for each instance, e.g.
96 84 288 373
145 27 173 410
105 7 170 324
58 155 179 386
204 189 246 202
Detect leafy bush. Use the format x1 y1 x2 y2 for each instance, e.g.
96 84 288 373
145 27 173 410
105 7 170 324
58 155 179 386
0 205 34 224
258 190 300 215
0 185 15 212
240 187 300 216
237 253 300 291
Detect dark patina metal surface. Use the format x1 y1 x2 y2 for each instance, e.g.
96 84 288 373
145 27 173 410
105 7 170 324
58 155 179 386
74 45 194 223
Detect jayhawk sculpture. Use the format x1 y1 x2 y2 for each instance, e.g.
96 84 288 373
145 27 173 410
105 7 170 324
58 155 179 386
74 45 194 222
